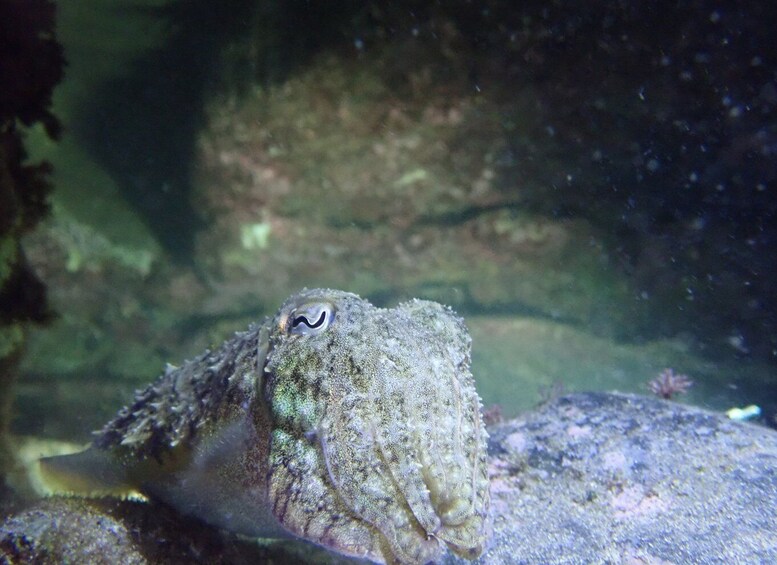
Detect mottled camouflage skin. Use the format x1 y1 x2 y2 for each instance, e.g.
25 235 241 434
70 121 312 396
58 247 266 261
96 326 264 459
69 289 490 564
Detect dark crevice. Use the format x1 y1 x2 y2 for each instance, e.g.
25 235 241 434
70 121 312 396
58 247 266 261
412 200 528 228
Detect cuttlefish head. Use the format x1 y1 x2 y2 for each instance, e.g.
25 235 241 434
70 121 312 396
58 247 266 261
263 289 490 564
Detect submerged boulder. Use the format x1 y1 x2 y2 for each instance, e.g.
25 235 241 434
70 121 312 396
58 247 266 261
2 392 775 563
454 392 777 564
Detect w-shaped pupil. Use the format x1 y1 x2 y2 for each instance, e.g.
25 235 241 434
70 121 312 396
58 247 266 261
292 311 327 329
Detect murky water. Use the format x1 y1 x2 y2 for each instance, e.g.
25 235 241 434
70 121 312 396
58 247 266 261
10 0 777 446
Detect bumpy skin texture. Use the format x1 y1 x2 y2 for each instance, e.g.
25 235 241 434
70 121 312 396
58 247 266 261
81 289 490 564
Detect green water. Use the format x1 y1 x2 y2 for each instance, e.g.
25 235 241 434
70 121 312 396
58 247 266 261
14 0 777 443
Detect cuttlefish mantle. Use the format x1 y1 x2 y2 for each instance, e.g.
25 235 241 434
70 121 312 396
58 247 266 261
40 289 491 564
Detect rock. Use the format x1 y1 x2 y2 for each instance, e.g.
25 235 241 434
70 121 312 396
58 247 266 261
1 497 151 564
191 56 635 331
446 392 777 564
0 496 333 564
3 392 775 563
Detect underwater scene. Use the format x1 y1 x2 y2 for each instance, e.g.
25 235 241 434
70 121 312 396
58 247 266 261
1 0 776 563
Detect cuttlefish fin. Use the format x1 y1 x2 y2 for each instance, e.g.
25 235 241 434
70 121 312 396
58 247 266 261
38 447 137 498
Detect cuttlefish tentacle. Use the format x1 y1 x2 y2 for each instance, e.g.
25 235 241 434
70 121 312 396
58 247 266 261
386 301 486 547
384 301 490 555
319 375 442 564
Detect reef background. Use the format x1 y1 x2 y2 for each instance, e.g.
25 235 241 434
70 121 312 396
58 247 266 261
3 0 776 457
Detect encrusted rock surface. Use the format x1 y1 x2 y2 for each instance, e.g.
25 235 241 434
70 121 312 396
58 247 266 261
0 496 319 564
2 392 775 564
448 392 777 564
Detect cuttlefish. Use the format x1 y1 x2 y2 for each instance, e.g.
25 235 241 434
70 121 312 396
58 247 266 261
40 289 490 564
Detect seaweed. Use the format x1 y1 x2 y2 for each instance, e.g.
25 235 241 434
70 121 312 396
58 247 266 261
0 0 64 494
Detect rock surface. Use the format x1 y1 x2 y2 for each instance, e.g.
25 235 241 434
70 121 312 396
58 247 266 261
452 392 777 564
2 392 776 564
0 496 321 564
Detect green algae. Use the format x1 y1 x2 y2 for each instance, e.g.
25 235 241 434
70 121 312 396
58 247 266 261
240 222 272 250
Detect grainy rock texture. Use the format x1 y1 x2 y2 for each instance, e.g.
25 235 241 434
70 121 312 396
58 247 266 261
2 392 775 564
0 496 318 564
450 392 777 564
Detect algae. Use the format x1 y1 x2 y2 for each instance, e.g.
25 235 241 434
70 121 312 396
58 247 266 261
240 221 272 250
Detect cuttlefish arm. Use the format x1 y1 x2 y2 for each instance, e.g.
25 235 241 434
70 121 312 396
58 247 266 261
40 289 490 564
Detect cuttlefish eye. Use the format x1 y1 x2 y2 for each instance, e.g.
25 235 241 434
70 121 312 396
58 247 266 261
288 301 336 335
